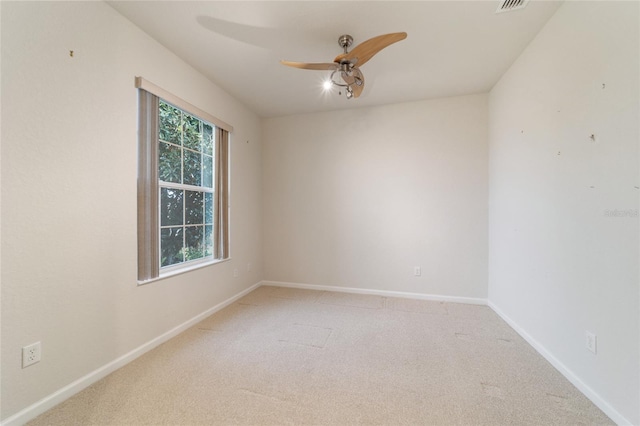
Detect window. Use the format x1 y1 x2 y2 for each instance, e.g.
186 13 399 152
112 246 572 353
136 77 231 283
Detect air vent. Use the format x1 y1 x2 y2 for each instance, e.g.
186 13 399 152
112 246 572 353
496 0 529 13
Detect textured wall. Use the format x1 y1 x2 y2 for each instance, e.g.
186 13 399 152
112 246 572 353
263 94 488 299
488 1 639 423
1 1 262 420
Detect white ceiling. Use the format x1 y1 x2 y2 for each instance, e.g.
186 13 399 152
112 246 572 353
108 1 562 118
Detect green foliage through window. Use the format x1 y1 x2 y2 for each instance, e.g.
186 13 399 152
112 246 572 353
158 100 216 268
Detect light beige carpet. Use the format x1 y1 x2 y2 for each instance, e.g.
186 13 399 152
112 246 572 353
29 286 613 425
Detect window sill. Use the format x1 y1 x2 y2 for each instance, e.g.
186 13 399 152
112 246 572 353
137 257 231 286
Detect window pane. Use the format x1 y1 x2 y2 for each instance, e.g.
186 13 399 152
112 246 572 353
159 102 181 145
158 142 181 183
149 93 227 274
203 154 213 188
205 225 213 257
185 226 204 261
161 227 183 267
203 124 214 156
204 192 213 224
183 150 201 186
185 190 203 224
183 113 202 151
160 188 184 226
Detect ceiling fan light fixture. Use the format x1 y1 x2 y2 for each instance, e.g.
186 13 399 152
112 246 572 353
329 69 349 88
345 87 354 99
325 67 361 99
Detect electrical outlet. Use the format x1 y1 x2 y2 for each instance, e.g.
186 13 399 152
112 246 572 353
247 263 252 272
233 268 238 278
414 266 421 276
585 331 597 354
22 342 41 368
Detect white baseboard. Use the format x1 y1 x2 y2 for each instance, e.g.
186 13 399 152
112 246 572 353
261 280 488 305
488 301 631 426
1 282 262 426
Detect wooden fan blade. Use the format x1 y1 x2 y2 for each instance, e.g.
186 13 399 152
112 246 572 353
280 60 338 70
342 67 365 98
334 32 407 67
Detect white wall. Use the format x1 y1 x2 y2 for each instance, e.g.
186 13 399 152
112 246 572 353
1 1 262 421
488 1 639 424
262 95 488 299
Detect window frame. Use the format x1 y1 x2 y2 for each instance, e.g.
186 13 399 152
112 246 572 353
136 77 232 284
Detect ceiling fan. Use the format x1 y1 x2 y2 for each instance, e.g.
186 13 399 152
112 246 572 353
281 32 407 99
